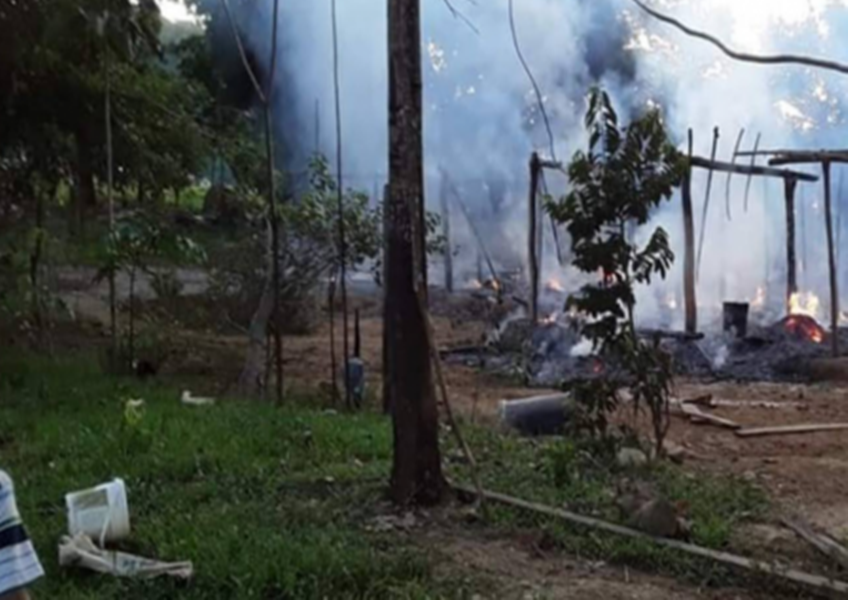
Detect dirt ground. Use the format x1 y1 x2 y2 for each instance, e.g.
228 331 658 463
426 528 767 600
51 275 848 598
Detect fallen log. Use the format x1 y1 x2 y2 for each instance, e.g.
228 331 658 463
452 483 848 596
782 515 848 571
736 423 848 438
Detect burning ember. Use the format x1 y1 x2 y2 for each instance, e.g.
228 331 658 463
782 314 825 344
545 277 565 293
789 291 820 319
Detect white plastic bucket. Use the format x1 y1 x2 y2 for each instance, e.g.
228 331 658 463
65 478 130 544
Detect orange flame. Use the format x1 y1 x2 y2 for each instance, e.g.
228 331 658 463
784 315 824 344
789 291 820 319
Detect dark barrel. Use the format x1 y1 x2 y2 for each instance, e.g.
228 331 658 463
723 302 749 338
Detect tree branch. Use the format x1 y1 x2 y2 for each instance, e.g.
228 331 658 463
630 0 848 75
442 0 479 35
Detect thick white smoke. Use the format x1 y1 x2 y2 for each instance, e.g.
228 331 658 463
238 0 848 330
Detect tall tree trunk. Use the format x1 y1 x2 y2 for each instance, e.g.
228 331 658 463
236 224 276 397
387 0 445 506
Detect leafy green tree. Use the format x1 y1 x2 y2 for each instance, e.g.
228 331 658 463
96 213 205 368
547 88 685 455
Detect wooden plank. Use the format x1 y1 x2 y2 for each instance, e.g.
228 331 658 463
823 161 840 357
739 149 848 160
770 155 848 167
452 483 848 596
736 423 848 438
782 515 848 570
690 156 818 182
680 402 742 430
784 177 798 312
683 132 697 334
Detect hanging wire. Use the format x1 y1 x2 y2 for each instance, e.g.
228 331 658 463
508 0 556 162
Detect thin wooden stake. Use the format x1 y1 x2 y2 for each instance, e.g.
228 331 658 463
725 128 746 221
528 152 541 323
331 0 351 408
743 133 762 212
683 130 697 334
440 172 453 293
696 126 719 280
328 274 339 405
824 161 840 357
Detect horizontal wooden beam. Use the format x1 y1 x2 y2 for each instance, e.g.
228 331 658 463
769 156 848 167
689 156 818 182
738 149 848 158
538 159 563 170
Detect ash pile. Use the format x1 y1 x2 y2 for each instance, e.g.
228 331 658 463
444 293 841 385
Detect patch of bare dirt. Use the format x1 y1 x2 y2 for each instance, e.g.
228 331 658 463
424 527 764 600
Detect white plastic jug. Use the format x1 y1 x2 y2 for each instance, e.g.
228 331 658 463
65 478 130 545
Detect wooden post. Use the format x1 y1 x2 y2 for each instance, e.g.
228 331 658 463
683 131 697 334
696 126 719 280
784 177 798 313
800 183 807 289
823 161 840 357
528 152 541 322
439 173 453 293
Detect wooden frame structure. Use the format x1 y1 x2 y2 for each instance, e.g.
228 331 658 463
681 131 819 341
738 150 848 356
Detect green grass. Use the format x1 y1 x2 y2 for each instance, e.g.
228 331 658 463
445 425 769 583
0 353 469 599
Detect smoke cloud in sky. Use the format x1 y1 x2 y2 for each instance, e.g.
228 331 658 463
231 0 848 329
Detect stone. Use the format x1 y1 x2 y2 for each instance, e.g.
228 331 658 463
617 447 648 469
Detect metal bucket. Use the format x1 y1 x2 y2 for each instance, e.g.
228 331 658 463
723 302 749 338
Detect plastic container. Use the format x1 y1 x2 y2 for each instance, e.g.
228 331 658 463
66 478 130 544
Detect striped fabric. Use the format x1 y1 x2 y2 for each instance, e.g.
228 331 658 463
0 471 44 595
